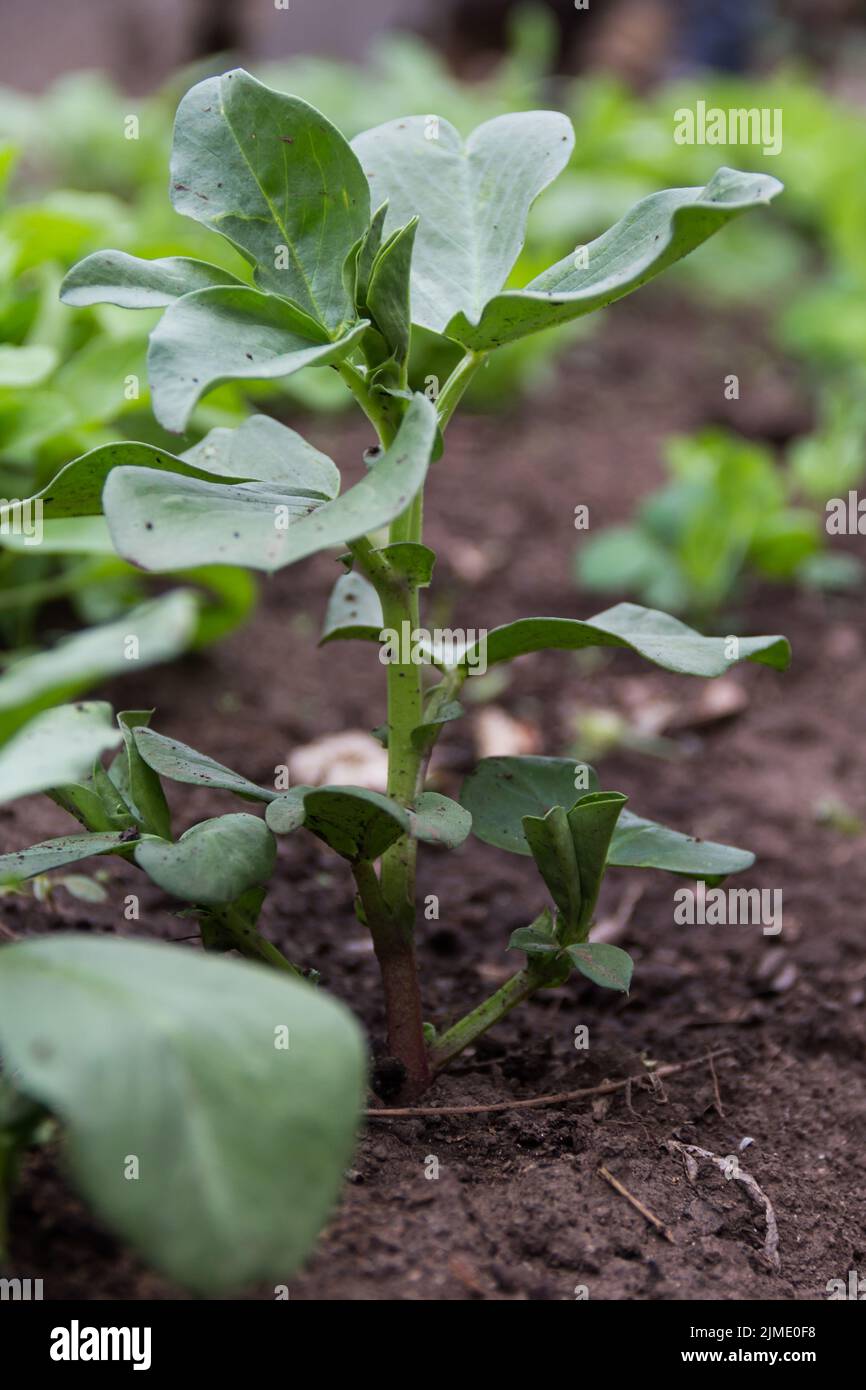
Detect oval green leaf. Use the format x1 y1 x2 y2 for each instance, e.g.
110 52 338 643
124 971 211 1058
365 218 418 365
566 942 634 993
320 571 384 645
0 832 133 886
408 792 472 848
115 711 171 839
0 934 365 1292
134 814 276 906
133 727 277 803
11 443 257 522
462 604 790 677
60 251 245 309
522 804 582 931
180 414 339 498
508 911 558 959
352 111 574 335
264 788 309 835
171 70 370 330
462 757 752 878
0 703 121 805
447 168 783 349
609 810 754 880
147 287 367 432
302 786 409 862
105 392 437 574
459 756 599 854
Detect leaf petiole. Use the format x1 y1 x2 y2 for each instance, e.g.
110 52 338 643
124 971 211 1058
429 967 538 1073
436 350 487 429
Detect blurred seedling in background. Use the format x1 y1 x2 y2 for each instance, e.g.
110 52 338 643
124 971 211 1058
577 385 866 620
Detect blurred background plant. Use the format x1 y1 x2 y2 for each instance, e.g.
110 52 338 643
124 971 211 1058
577 378 866 618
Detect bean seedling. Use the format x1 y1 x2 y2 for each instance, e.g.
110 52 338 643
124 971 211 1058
0 72 789 1290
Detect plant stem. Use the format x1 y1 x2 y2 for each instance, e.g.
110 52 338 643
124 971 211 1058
429 969 538 1072
436 350 487 429
339 349 487 1093
377 581 424 926
347 535 398 594
353 860 431 1095
338 354 432 1091
201 906 306 978
243 931 306 978
337 361 399 446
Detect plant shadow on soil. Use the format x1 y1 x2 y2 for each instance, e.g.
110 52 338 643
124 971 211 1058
2 293 865 1300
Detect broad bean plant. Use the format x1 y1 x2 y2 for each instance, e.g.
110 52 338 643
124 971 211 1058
0 72 788 1291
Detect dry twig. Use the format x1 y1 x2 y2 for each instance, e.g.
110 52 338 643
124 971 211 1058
366 1048 732 1119
708 1051 725 1117
598 1164 675 1242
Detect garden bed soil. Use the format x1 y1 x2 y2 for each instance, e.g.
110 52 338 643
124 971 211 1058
2 293 864 1301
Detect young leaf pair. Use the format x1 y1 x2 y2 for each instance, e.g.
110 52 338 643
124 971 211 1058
0 706 285 973
459 754 755 1001
0 707 472 934
0 716 364 1295
0 933 364 1293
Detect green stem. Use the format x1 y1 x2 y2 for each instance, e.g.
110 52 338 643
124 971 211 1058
340 356 431 1090
337 348 487 1093
244 931 306 978
373 345 427 929
429 968 538 1072
347 535 398 594
337 361 399 447
377 579 424 925
201 905 306 979
436 350 487 430
353 860 431 1095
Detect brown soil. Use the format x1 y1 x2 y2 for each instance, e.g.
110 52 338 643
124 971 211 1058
2 292 864 1301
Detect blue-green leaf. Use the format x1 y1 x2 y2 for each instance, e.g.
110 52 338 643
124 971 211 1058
0 934 365 1292
134 814 276 906
105 392 437 573
60 251 244 308
170 70 370 330
447 169 783 349
0 832 133 885
352 111 573 335
133 728 277 803
147 287 367 432
0 703 121 807
566 942 633 993
460 604 790 676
